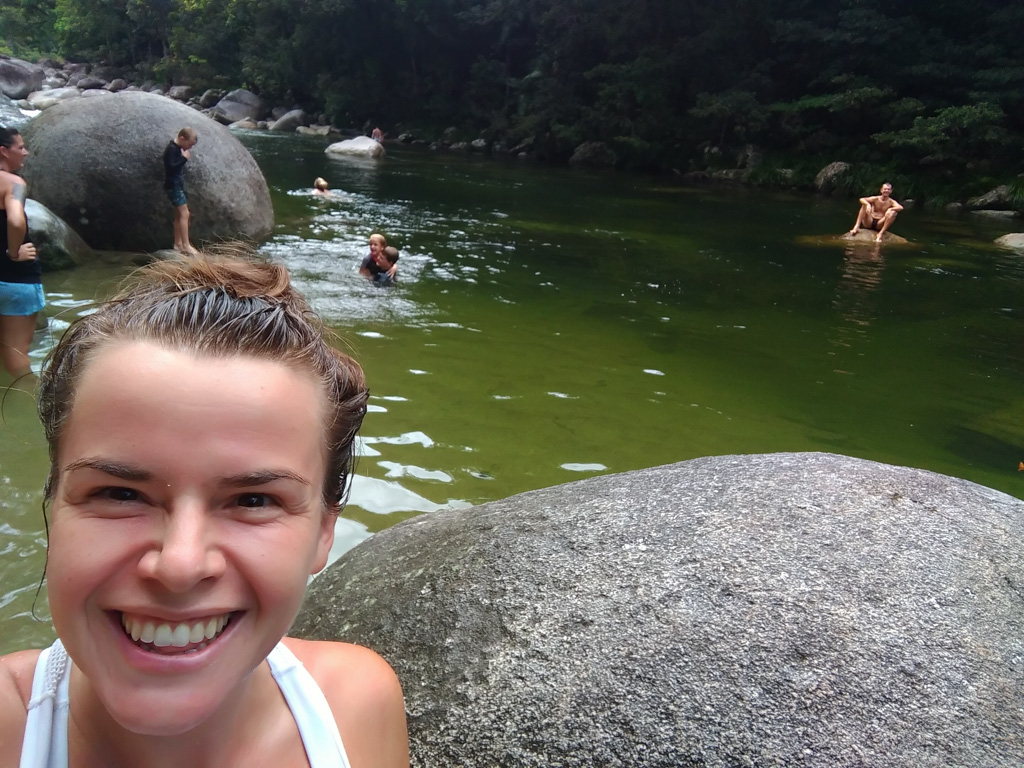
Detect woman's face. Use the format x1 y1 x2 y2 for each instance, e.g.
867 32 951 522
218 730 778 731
46 342 335 735
0 134 28 173
369 237 383 258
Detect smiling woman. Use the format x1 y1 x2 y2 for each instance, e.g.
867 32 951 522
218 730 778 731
0 250 409 768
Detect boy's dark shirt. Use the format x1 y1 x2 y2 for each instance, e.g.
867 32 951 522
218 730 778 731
163 141 187 189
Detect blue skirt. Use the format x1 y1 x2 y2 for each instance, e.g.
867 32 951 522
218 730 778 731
0 281 45 315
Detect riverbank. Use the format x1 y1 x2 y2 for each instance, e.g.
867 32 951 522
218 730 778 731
3 54 1022 220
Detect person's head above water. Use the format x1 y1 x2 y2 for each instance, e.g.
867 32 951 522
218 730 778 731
314 177 330 192
369 233 386 258
38 248 369 510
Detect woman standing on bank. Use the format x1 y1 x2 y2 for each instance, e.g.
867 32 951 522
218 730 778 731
0 126 41 385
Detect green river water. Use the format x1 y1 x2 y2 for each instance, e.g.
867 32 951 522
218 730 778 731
2 133 1022 653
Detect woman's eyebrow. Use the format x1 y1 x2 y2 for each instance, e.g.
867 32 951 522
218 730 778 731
62 458 152 481
219 470 311 487
61 462 309 488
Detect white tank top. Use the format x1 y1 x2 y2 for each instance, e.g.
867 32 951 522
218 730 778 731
19 639 352 768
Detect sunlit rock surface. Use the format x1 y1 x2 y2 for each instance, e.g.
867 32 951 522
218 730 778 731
840 229 909 244
325 135 385 158
995 233 1024 251
294 452 1024 768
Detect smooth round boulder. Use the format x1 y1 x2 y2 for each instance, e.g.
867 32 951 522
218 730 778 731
21 91 273 251
569 140 616 166
325 135 385 158
269 108 307 132
294 452 1024 768
210 88 266 125
995 233 1024 251
25 198 94 271
814 160 850 194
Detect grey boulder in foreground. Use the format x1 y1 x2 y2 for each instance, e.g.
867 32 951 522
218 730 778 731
294 452 1024 767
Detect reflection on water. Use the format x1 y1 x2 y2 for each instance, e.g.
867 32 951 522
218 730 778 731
829 243 885 364
2 138 1023 651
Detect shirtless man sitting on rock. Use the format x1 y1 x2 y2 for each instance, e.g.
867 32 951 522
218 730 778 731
848 182 904 242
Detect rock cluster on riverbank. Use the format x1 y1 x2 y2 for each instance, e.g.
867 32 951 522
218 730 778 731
4 54 1024 251
294 452 1024 767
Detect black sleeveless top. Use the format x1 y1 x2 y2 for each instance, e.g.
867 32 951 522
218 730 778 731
0 209 41 284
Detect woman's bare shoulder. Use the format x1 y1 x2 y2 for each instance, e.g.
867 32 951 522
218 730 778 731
0 650 41 768
282 637 409 768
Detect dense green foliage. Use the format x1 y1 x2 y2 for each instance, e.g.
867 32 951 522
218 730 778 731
4 0 1023 186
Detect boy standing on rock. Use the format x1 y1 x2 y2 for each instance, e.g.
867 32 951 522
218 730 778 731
163 126 198 254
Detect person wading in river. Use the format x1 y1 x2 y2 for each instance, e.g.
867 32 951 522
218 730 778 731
0 126 41 388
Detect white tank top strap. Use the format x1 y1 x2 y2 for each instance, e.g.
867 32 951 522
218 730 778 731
20 639 71 768
266 642 352 768
19 640 349 768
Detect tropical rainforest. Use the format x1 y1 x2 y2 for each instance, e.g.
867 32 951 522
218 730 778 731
2 0 1023 199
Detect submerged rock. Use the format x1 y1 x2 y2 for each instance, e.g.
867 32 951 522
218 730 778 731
294 452 1024 767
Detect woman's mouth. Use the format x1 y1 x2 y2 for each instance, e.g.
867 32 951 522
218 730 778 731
120 612 234 654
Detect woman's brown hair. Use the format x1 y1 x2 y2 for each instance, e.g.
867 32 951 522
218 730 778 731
38 247 368 509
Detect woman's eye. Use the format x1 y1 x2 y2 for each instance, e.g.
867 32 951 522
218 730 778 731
236 493 274 508
98 487 140 503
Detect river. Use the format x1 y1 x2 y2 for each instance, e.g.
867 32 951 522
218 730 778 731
1 132 1022 652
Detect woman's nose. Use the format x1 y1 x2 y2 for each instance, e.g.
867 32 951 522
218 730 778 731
137 505 226 591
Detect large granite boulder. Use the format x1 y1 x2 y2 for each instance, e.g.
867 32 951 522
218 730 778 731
25 198 95 271
294 452 1024 768
0 57 44 100
325 135 385 158
814 161 850 194
21 91 273 251
210 88 266 125
569 140 617 166
967 184 1012 210
269 108 307 132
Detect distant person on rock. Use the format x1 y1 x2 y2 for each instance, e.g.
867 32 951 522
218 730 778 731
163 126 198 254
371 126 384 143
313 177 333 196
848 182 903 242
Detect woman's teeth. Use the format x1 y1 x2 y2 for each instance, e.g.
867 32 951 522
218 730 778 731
121 613 231 649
